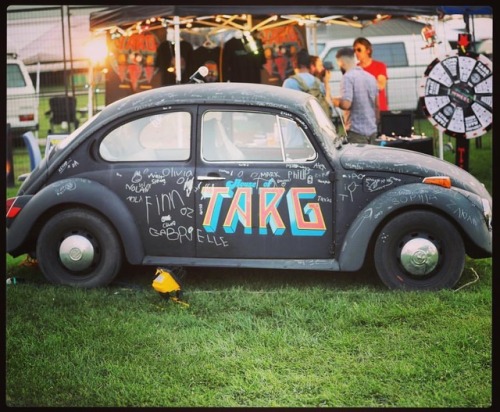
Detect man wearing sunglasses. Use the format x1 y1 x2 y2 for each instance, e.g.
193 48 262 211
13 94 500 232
353 37 388 111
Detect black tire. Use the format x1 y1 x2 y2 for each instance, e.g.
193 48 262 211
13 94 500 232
374 210 465 291
36 208 123 288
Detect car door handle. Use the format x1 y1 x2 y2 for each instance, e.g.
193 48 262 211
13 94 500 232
197 175 226 181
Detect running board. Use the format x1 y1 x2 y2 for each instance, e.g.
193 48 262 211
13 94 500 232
142 257 340 271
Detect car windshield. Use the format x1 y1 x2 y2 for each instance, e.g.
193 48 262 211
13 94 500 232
306 99 340 152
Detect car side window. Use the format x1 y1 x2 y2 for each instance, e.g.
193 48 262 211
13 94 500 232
372 43 408 67
7 64 27 88
100 111 191 161
201 111 316 163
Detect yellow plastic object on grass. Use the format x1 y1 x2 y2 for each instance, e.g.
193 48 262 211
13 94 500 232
152 267 189 307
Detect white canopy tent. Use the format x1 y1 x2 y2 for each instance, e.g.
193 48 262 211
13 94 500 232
89 5 492 83
7 12 105 73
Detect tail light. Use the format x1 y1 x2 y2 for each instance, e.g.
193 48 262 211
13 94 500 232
6 197 22 219
19 114 35 122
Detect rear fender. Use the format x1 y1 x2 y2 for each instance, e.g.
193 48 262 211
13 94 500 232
7 178 143 264
339 183 492 271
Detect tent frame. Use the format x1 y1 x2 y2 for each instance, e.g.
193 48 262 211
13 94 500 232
89 5 491 88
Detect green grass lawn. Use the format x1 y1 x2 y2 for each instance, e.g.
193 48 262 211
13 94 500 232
5 122 492 407
5 261 492 407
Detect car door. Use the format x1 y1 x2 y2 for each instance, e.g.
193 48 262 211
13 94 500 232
98 108 197 257
195 106 334 259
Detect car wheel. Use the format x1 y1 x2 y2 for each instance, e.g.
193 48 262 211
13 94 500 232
374 210 465 291
36 208 123 288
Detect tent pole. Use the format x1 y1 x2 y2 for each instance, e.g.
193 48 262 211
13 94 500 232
67 7 77 106
88 60 93 117
174 15 181 84
306 24 317 56
36 62 40 138
434 14 443 159
60 6 71 116
438 129 444 160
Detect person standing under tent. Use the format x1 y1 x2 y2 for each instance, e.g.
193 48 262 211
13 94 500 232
332 47 379 145
309 55 332 108
282 49 331 117
353 37 389 111
155 29 193 85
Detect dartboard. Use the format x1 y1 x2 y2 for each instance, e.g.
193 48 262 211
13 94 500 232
419 50 493 139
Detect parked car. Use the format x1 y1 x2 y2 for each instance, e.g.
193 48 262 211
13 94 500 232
319 35 452 113
6 83 492 290
6 53 39 137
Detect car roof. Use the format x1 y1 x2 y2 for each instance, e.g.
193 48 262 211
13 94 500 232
102 82 312 120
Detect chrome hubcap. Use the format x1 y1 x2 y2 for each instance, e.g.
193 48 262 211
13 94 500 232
59 235 95 271
400 238 438 276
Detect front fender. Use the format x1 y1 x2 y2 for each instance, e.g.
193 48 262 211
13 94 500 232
339 183 492 271
7 178 144 264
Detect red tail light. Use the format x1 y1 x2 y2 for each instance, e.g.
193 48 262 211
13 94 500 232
6 198 22 219
19 114 35 122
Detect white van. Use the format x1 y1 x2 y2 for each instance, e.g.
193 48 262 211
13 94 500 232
7 53 39 136
318 35 452 113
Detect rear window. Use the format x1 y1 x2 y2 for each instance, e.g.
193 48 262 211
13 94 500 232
100 111 191 162
7 63 27 88
323 41 409 70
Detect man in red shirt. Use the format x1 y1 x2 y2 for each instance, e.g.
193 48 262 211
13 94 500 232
353 37 388 111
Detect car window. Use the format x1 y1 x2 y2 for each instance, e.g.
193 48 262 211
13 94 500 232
372 43 408 67
201 111 316 163
7 63 27 88
100 112 191 161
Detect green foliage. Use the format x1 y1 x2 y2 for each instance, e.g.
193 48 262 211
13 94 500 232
413 118 492 195
5 262 492 407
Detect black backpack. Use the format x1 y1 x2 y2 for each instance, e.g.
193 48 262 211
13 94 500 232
292 74 332 117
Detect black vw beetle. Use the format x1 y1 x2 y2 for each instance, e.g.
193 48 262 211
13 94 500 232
6 83 492 290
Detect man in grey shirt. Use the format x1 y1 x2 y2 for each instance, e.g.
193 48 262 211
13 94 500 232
332 47 379 144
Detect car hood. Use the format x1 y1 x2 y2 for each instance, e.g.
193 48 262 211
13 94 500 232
339 144 491 200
